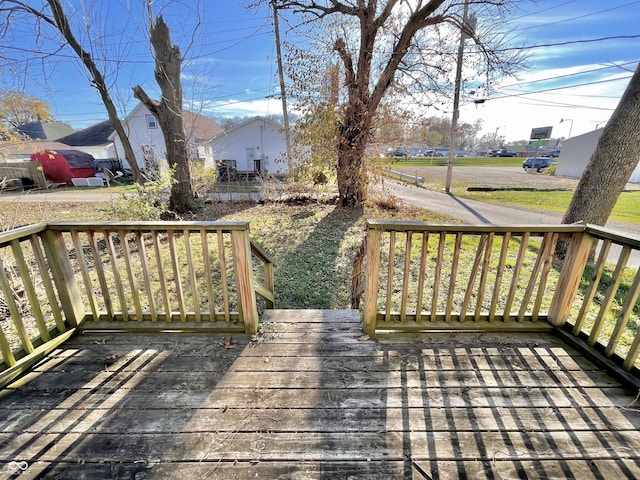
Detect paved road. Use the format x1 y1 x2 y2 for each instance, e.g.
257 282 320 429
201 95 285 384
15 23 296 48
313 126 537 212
383 178 640 267
0 189 115 203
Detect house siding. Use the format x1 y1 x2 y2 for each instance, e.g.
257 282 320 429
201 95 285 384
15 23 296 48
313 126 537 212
556 128 640 183
110 104 216 171
206 117 288 174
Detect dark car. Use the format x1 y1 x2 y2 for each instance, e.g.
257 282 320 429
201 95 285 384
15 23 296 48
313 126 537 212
541 149 561 158
522 157 556 172
423 149 444 157
386 149 408 158
495 149 517 157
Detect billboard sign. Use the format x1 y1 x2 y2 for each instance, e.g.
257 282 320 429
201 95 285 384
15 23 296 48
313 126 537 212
530 126 553 140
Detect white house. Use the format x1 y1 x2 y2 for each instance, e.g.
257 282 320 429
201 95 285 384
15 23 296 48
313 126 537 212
109 102 222 171
557 128 640 183
205 116 288 174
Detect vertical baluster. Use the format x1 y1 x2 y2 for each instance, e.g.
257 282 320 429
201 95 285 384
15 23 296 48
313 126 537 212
87 231 113 320
184 230 201 322
489 232 511 322
217 231 231 322
460 234 488 322
474 233 494 321
0 256 34 354
588 246 631 346
10 239 49 341
385 231 396 322
105 231 128 321
400 231 412 322
168 230 186 322
152 231 172 321
70 232 99 322
504 232 530 321
201 229 216 320
136 231 157 322
30 235 65 331
431 232 446 322
445 233 462 323
415 232 430 323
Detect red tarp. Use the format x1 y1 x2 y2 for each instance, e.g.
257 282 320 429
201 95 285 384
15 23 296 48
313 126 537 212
31 150 96 185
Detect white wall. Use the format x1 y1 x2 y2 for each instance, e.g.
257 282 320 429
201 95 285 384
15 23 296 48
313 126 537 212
557 128 640 183
68 144 115 161
206 118 288 174
112 104 214 171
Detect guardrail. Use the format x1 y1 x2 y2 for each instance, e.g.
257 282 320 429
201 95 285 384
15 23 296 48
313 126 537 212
352 221 640 378
0 221 274 387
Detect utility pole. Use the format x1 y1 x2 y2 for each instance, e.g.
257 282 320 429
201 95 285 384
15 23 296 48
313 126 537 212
272 2 293 173
445 0 471 194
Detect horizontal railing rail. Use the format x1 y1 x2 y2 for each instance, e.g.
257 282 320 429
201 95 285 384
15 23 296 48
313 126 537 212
353 221 640 377
0 221 273 388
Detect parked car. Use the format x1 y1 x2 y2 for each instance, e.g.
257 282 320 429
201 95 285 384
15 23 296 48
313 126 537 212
423 149 444 157
541 149 561 158
522 157 556 172
495 149 517 157
386 149 408 158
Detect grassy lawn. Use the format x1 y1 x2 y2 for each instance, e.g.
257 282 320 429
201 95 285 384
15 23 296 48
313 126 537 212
0 196 458 310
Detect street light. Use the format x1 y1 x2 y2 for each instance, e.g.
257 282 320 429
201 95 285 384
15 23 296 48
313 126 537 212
560 118 573 138
493 126 504 149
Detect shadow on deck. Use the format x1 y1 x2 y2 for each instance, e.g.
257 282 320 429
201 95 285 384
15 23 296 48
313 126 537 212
0 309 639 478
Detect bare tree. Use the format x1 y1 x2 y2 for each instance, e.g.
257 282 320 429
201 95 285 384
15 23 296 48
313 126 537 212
261 0 522 206
133 10 196 214
561 64 640 228
0 0 143 182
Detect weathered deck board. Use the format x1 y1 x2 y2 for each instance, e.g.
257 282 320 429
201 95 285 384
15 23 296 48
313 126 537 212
0 309 638 479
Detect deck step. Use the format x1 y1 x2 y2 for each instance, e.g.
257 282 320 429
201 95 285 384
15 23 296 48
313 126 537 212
261 309 361 324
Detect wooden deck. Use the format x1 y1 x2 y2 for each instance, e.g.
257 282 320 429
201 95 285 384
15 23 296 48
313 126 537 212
0 309 639 478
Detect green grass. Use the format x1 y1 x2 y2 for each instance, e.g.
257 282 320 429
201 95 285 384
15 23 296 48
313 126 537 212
459 188 640 225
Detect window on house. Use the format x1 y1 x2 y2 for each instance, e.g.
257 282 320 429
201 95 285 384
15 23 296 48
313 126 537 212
145 115 158 129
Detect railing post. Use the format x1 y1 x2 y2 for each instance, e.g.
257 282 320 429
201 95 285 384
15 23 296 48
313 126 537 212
231 228 259 334
41 229 84 328
548 231 595 327
363 225 381 335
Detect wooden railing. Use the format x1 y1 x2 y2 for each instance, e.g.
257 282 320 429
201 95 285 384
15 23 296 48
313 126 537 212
352 221 640 378
0 221 274 387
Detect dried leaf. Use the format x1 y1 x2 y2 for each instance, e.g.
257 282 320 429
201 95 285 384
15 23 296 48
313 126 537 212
224 336 237 349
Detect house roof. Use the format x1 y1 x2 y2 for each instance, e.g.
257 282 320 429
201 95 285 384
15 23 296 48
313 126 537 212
116 102 222 143
14 120 75 141
182 110 223 142
210 116 283 142
56 120 115 146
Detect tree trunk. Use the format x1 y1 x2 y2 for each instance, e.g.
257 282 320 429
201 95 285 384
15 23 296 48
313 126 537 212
557 63 640 257
46 0 142 183
562 64 640 226
337 102 370 206
133 15 196 214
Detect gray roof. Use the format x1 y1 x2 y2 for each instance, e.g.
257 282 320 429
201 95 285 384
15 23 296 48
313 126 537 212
56 120 114 146
15 120 75 141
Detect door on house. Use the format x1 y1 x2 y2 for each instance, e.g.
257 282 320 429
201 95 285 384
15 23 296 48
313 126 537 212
246 148 257 171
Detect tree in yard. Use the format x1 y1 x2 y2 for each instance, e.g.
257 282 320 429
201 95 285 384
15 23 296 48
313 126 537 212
133 9 196 214
561 64 640 229
0 90 51 128
261 0 522 206
0 0 143 182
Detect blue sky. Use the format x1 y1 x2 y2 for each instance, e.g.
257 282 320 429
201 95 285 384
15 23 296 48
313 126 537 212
1 0 639 142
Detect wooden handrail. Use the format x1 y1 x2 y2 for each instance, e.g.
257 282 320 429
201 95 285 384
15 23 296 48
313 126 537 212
0 221 275 388
353 221 640 379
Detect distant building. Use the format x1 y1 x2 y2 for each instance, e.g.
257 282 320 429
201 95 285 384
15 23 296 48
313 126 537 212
205 116 288 174
14 119 75 141
556 128 640 183
109 102 222 171
56 120 116 161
